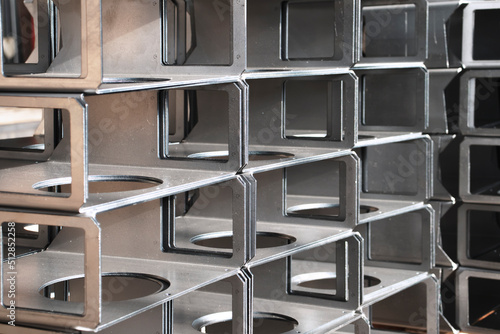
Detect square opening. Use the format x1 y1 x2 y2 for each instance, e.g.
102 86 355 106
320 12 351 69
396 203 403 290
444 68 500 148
0 101 87 212
248 0 355 68
362 4 417 58
284 79 344 140
473 78 500 129
285 159 345 221
162 0 232 65
161 88 230 162
361 71 419 127
2 222 58 257
1 0 82 78
1 0 49 72
287 240 347 300
0 107 53 152
371 283 428 332
175 277 259 334
473 10 500 61
24 108 88 200
282 1 338 60
162 183 235 258
1 0 40 65
102 0 234 76
469 277 500 330
468 210 500 263
469 145 500 196
1 222 84 315
358 141 424 196
367 212 423 265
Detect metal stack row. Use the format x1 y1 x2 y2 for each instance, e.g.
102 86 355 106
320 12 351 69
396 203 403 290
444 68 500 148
439 1 500 333
0 0 481 333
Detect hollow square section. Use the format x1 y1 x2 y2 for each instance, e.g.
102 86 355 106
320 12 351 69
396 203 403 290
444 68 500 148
0 106 61 162
468 210 500 263
469 277 500 330
362 4 417 58
469 145 500 196
2 222 84 314
283 1 336 60
162 0 232 65
288 241 343 299
1 0 49 73
162 184 235 257
372 283 428 332
161 89 230 161
0 107 47 152
361 142 423 196
368 212 423 264
284 79 343 140
190 279 299 334
473 78 500 129
473 10 500 61
2 221 58 257
285 159 345 220
1 0 82 77
362 72 418 127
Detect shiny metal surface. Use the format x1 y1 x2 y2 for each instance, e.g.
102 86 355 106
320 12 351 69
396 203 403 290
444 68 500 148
359 0 429 64
356 66 429 134
0 0 247 92
355 206 435 272
0 0 468 333
247 0 360 69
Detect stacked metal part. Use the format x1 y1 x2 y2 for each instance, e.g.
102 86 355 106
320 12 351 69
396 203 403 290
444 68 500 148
439 1 500 333
0 0 473 333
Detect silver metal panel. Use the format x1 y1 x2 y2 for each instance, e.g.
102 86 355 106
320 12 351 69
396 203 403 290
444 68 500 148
356 206 435 272
0 0 247 92
247 0 360 70
359 0 429 64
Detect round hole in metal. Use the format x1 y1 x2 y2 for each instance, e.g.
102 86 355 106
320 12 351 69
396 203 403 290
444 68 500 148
39 273 170 303
193 312 298 334
288 203 379 217
33 175 163 194
360 205 379 214
23 143 45 150
187 151 294 161
288 203 341 217
191 231 296 250
287 133 327 138
294 273 381 290
248 151 294 161
364 275 382 287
